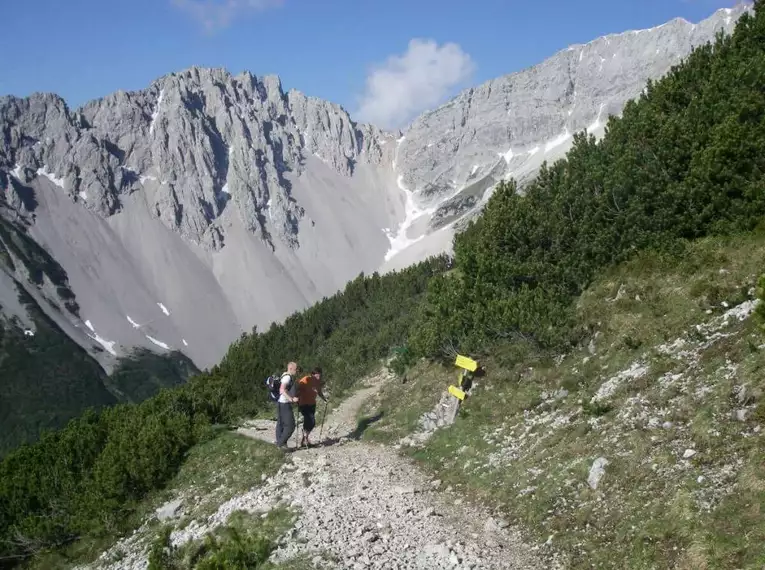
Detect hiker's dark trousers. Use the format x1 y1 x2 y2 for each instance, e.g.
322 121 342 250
299 404 316 433
275 402 295 446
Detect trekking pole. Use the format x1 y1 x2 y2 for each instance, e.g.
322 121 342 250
318 400 328 443
293 404 300 449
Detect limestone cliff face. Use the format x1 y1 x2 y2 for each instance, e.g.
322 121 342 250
393 5 746 238
1 68 392 253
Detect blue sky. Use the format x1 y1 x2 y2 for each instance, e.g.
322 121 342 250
0 0 741 128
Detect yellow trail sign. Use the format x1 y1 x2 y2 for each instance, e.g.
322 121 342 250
448 385 466 401
455 354 478 372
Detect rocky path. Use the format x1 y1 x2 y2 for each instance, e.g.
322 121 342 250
83 373 554 569
226 373 552 569
236 370 386 447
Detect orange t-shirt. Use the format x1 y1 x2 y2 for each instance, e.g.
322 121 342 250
297 375 321 405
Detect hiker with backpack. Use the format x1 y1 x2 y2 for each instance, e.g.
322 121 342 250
296 367 327 448
273 362 299 450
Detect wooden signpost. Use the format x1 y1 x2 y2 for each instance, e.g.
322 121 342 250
446 354 481 422
448 385 466 401
455 354 479 372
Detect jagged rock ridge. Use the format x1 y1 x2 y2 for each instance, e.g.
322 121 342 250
2 69 393 251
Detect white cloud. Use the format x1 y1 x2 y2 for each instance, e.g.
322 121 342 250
172 0 283 32
355 39 475 130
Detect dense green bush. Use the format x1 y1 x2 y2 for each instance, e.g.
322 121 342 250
411 2 765 356
0 388 210 562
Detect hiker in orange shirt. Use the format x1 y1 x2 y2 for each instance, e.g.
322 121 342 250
297 367 327 448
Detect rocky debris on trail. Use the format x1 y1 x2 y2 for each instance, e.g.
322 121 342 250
320 372 393 442
172 442 553 569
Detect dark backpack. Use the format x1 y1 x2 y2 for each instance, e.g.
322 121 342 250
265 375 280 402
265 373 293 402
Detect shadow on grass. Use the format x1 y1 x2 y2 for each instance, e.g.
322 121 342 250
349 411 385 440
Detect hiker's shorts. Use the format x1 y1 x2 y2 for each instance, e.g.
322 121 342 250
299 404 317 432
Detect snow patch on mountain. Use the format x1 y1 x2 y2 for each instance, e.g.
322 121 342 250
83 320 118 356
146 335 170 350
90 333 117 356
150 88 165 135
36 166 65 189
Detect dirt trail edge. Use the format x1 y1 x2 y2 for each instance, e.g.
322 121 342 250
229 372 557 569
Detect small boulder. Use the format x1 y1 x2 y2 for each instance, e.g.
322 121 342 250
587 457 609 490
484 517 504 533
155 498 183 522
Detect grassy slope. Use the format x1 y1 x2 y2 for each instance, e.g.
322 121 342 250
28 430 287 569
360 233 765 570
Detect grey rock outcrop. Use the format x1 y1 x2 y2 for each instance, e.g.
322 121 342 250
399 5 746 199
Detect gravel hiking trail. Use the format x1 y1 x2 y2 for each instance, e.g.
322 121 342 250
232 372 555 569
